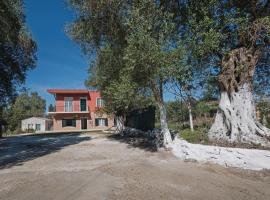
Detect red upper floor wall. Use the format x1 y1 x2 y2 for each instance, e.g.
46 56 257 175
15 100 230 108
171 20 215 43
47 89 102 112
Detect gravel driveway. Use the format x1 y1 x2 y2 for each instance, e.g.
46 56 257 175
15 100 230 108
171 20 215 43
0 132 270 200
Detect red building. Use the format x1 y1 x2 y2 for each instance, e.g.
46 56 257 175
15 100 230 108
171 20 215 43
47 89 114 131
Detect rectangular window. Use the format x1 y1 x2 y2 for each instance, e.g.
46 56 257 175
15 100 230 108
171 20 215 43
28 124 33 129
62 119 76 127
64 97 73 112
35 124 41 131
96 98 104 107
95 118 108 126
80 98 87 111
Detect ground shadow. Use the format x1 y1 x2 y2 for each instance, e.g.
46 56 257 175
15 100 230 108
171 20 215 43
107 133 157 152
0 133 91 169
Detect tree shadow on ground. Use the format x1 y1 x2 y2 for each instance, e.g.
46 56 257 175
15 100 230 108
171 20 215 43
0 133 91 169
107 134 157 152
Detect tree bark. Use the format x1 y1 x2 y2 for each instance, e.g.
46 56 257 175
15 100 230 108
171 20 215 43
188 102 194 132
151 80 173 147
209 47 270 147
157 102 173 147
116 115 125 134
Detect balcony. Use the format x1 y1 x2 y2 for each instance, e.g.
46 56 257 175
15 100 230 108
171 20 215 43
48 105 90 114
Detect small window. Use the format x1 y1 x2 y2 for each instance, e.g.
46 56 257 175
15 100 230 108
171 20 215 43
96 98 104 107
95 118 108 126
80 98 87 111
62 119 76 127
35 124 41 131
28 124 33 129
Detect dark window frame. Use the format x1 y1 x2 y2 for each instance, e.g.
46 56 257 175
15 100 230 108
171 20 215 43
35 124 41 131
62 119 76 127
95 118 108 126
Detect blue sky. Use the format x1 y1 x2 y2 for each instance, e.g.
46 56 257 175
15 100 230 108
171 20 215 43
24 0 175 110
24 0 88 108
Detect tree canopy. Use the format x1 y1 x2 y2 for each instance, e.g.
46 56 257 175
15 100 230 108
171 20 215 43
5 91 46 132
0 0 37 107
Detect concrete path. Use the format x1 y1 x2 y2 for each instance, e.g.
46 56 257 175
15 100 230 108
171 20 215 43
0 133 270 200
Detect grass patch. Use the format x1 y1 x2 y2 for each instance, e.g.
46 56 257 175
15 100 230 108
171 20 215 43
179 128 209 143
155 122 182 130
155 121 209 144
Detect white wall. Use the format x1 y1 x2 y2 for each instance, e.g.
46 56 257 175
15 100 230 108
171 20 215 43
21 118 51 132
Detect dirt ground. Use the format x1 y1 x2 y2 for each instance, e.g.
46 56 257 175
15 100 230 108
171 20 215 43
0 132 270 200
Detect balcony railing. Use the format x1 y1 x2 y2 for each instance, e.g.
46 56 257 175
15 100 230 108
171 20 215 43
48 105 89 113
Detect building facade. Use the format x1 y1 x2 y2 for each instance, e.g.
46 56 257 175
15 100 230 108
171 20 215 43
47 89 114 131
21 117 53 132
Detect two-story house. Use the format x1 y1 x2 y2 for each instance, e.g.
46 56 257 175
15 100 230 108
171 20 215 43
47 89 114 131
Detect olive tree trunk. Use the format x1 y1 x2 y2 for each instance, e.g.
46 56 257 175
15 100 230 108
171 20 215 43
209 48 270 147
152 81 173 147
116 115 125 133
188 102 194 132
157 102 173 147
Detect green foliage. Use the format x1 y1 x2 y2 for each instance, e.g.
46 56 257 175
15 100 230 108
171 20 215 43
181 0 263 60
165 99 218 124
0 0 37 106
67 1 152 116
101 73 153 115
172 0 270 98
6 91 46 132
68 0 270 127
68 0 182 118
257 101 270 128
179 127 209 144
124 0 179 90
67 0 127 53
48 104 55 112
195 100 218 118
166 100 189 122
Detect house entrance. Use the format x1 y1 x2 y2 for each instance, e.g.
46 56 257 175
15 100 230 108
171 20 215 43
81 118 87 130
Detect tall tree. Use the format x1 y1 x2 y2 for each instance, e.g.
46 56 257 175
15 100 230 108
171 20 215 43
166 53 200 132
67 0 132 131
123 0 181 146
0 0 37 106
68 0 180 146
168 0 270 146
0 0 36 136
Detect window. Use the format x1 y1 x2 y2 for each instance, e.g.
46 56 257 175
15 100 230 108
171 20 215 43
28 124 33 129
62 119 76 127
96 98 104 107
64 97 73 112
95 118 108 126
35 124 41 131
80 98 87 111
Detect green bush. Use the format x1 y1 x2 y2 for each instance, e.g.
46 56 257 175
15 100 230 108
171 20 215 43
179 128 209 144
156 121 210 144
3 128 36 136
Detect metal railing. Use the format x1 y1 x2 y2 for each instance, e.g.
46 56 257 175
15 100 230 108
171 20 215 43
48 105 88 112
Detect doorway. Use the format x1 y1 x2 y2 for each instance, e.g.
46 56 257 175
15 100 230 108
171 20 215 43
81 118 87 130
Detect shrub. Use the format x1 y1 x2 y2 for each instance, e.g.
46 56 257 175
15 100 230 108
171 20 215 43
179 128 209 144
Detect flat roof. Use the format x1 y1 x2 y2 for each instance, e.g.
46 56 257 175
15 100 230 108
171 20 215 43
22 117 52 121
47 89 90 94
